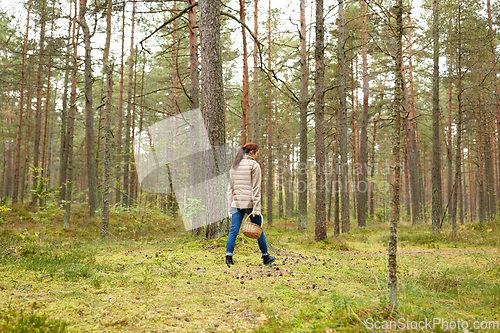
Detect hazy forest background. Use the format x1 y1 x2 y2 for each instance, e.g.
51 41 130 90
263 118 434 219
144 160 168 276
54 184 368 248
0 0 499 331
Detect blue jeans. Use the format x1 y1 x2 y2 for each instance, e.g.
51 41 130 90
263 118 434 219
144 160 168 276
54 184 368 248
226 207 268 257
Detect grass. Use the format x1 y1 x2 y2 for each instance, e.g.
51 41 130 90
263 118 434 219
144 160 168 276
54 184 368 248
0 204 499 332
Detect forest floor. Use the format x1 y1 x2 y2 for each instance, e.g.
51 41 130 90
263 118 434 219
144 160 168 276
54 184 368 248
0 204 499 332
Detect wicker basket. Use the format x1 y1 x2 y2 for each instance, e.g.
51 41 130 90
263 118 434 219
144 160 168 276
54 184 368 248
241 213 263 239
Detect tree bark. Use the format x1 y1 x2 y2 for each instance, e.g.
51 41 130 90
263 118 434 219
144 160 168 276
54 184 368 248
123 1 136 207
266 0 274 226
338 0 349 234
32 0 46 205
357 0 369 228
59 6 73 204
431 0 442 234
199 0 228 239
252 0 259 144
64 0 78 229
116 4 125 205
240 0 250 145
314 0 326 240
101 0 113 238
12 0 31 204
298 0 308 230
79 0 98 217
388 0 403 309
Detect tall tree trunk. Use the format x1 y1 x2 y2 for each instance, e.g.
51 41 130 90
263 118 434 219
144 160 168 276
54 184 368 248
476 93 486 224
298 0 308 230
406 14 422 222
101 0 113 238
431 0 442 234
338 0 349 234
314 0 326 240
266 0 274 226
447 49 453 224
59 6 72 204
80 0 98 217
357 0 369 228
12 0 31 204
32 0 46 205
64 0 78 229
487 0 500 202
116 4 125 205
388 0 403 309
240 0 250 145
123 1 136 207
40 0 56 205
451 5 462 238
252 0 259 144
199 0 228 239
21 82 33 203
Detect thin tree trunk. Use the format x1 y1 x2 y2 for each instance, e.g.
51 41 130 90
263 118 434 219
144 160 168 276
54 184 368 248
388 1 403 309
431 0 442 235
64 0 78 229
338 0 349 234
12 0 31 204
80 0 98 217
298 0 308 230
123 1 136 207
32 0 46 205
451 6 462 238
447 49 453 224
476 94 485 224
116 4 125 205
240 0 250 145
59 7 72 204
357 0 369 228
252 0 259 144
487 0 500 203
314 0 326 240
40 0 56 205
101 0 113 238
266 0 273 226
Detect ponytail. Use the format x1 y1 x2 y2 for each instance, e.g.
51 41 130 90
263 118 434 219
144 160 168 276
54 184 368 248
232 142 259 169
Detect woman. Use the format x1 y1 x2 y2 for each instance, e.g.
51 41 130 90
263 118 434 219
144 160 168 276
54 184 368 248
226 143 275 266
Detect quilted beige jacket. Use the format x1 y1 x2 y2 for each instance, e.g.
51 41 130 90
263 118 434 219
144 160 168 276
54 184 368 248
227 154 262 213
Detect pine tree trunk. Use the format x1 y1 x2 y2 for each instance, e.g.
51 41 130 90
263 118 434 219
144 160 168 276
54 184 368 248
79 0 98 217
357 0 369 228
12 1 31 204
314 0 326 240
297 0 308 230
40 1 56 205
240 0 250 145
123 1 136 207
338 0 349 234
252 0 259 144
21 72 34 204
59 8 72 204
388 1 403 309
64 1 78 229
451 6 462 238
447 51 453 225
199 0 228 239
431 0 442 235
116 5 125 205
101 0 113 238
266 0 274 226
32 0 46 205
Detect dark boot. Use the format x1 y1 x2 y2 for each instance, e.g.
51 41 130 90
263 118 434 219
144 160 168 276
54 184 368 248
226 255 234 266
262 255 276 265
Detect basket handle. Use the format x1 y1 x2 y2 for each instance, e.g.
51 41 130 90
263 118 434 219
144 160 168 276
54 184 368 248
244 212 263 226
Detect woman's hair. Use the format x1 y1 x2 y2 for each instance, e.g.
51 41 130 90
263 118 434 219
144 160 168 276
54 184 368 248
232 142 259 169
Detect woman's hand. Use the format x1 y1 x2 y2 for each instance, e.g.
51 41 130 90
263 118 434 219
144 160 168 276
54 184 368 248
250 211 261 217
